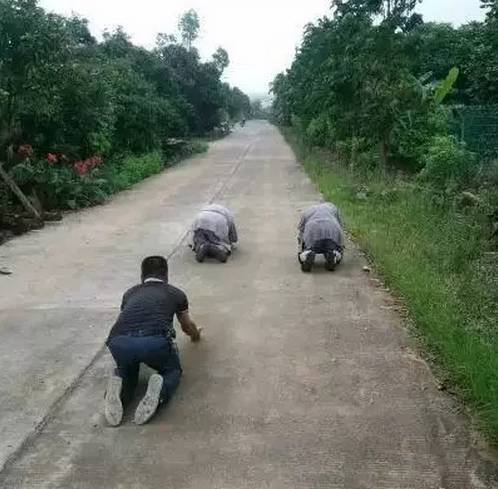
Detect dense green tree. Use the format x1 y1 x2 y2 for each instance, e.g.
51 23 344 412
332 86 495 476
333 0 422 30
212 47 230 74
273 0 498 171
223 85 251 121
482 0 498 20
0 2 249 164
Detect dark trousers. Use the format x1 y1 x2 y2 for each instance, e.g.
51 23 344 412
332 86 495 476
300 239 343 258
108 335 182 405
307 238 342 255
193 229 228 254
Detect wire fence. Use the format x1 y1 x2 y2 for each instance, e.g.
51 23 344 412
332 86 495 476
449 105 498 159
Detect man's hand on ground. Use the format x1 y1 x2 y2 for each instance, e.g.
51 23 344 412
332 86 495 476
191 327 202 343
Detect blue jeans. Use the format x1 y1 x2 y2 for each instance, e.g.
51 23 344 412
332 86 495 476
108 335 182 405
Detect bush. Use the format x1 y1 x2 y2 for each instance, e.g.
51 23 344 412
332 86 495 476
418 135 476 189
11 158 109 210
100 153 163 193
11 153 165 210
7 138 209 214
335 137 379 171
306 115 334 147
392 107 450 171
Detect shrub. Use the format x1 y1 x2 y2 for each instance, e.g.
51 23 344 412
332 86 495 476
392 107 450 171
8 141 208 213
418 135 476 189
11 158 109 209
306 116 334 147
101 153 163 193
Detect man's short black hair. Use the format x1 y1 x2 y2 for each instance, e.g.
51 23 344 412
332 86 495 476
141 256 168 280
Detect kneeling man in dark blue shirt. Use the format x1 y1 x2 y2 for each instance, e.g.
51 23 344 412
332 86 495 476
104 256 201 426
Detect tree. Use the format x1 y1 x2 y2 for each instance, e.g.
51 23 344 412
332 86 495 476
212 47 230 74
481 0 498 20
333 0 422 30
272 2 434 170
0 0 250 217
0 0 248 161
178 9 200 51
0 0 76 158
223 85 251 121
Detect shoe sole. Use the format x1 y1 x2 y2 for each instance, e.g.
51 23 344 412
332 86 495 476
134 374 164 425
207 244 229 263
301 251 315 272
195 247 207 263
104 376 123 427
325 253 337 271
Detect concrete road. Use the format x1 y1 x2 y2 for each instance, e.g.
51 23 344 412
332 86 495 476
0 121 495 488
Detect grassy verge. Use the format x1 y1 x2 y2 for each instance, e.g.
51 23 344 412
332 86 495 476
284 127 498 442
92 141 209 205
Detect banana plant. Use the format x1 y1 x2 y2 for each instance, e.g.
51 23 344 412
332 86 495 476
434 67 460 105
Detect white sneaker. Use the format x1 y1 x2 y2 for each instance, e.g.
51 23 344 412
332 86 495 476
104 375 123 427
134 374 164 425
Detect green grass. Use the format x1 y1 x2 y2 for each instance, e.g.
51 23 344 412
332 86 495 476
284 128 498 442
102 152 164 192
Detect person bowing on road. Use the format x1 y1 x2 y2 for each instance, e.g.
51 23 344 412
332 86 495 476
191 204 238 263
298 202 345 272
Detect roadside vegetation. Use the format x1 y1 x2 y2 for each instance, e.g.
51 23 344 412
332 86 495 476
272 0 498 441
0 1 250 237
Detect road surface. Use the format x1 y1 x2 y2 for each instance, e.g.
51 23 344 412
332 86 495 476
0 121 495 488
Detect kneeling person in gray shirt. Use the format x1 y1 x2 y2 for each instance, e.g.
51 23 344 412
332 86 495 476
192 204 238 263
298 203 345 272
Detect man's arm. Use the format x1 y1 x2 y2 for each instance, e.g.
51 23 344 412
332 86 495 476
177 311 202 342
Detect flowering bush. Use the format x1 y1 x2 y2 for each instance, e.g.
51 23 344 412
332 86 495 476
46 153 58 164
9 144 205 212
73 155 104 176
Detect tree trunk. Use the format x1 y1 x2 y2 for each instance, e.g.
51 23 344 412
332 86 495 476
0 162 41 220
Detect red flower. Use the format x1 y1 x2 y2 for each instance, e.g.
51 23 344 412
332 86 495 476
73 161 89 176
73 155 103 176
46 153 58 164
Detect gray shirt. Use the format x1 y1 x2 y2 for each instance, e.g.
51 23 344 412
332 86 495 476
298 203 345 249
192 204 238 248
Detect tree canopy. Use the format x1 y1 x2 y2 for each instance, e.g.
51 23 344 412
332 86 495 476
272 0 498 171
0 1 250 163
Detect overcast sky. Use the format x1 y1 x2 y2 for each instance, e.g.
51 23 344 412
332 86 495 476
40 0 485 97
